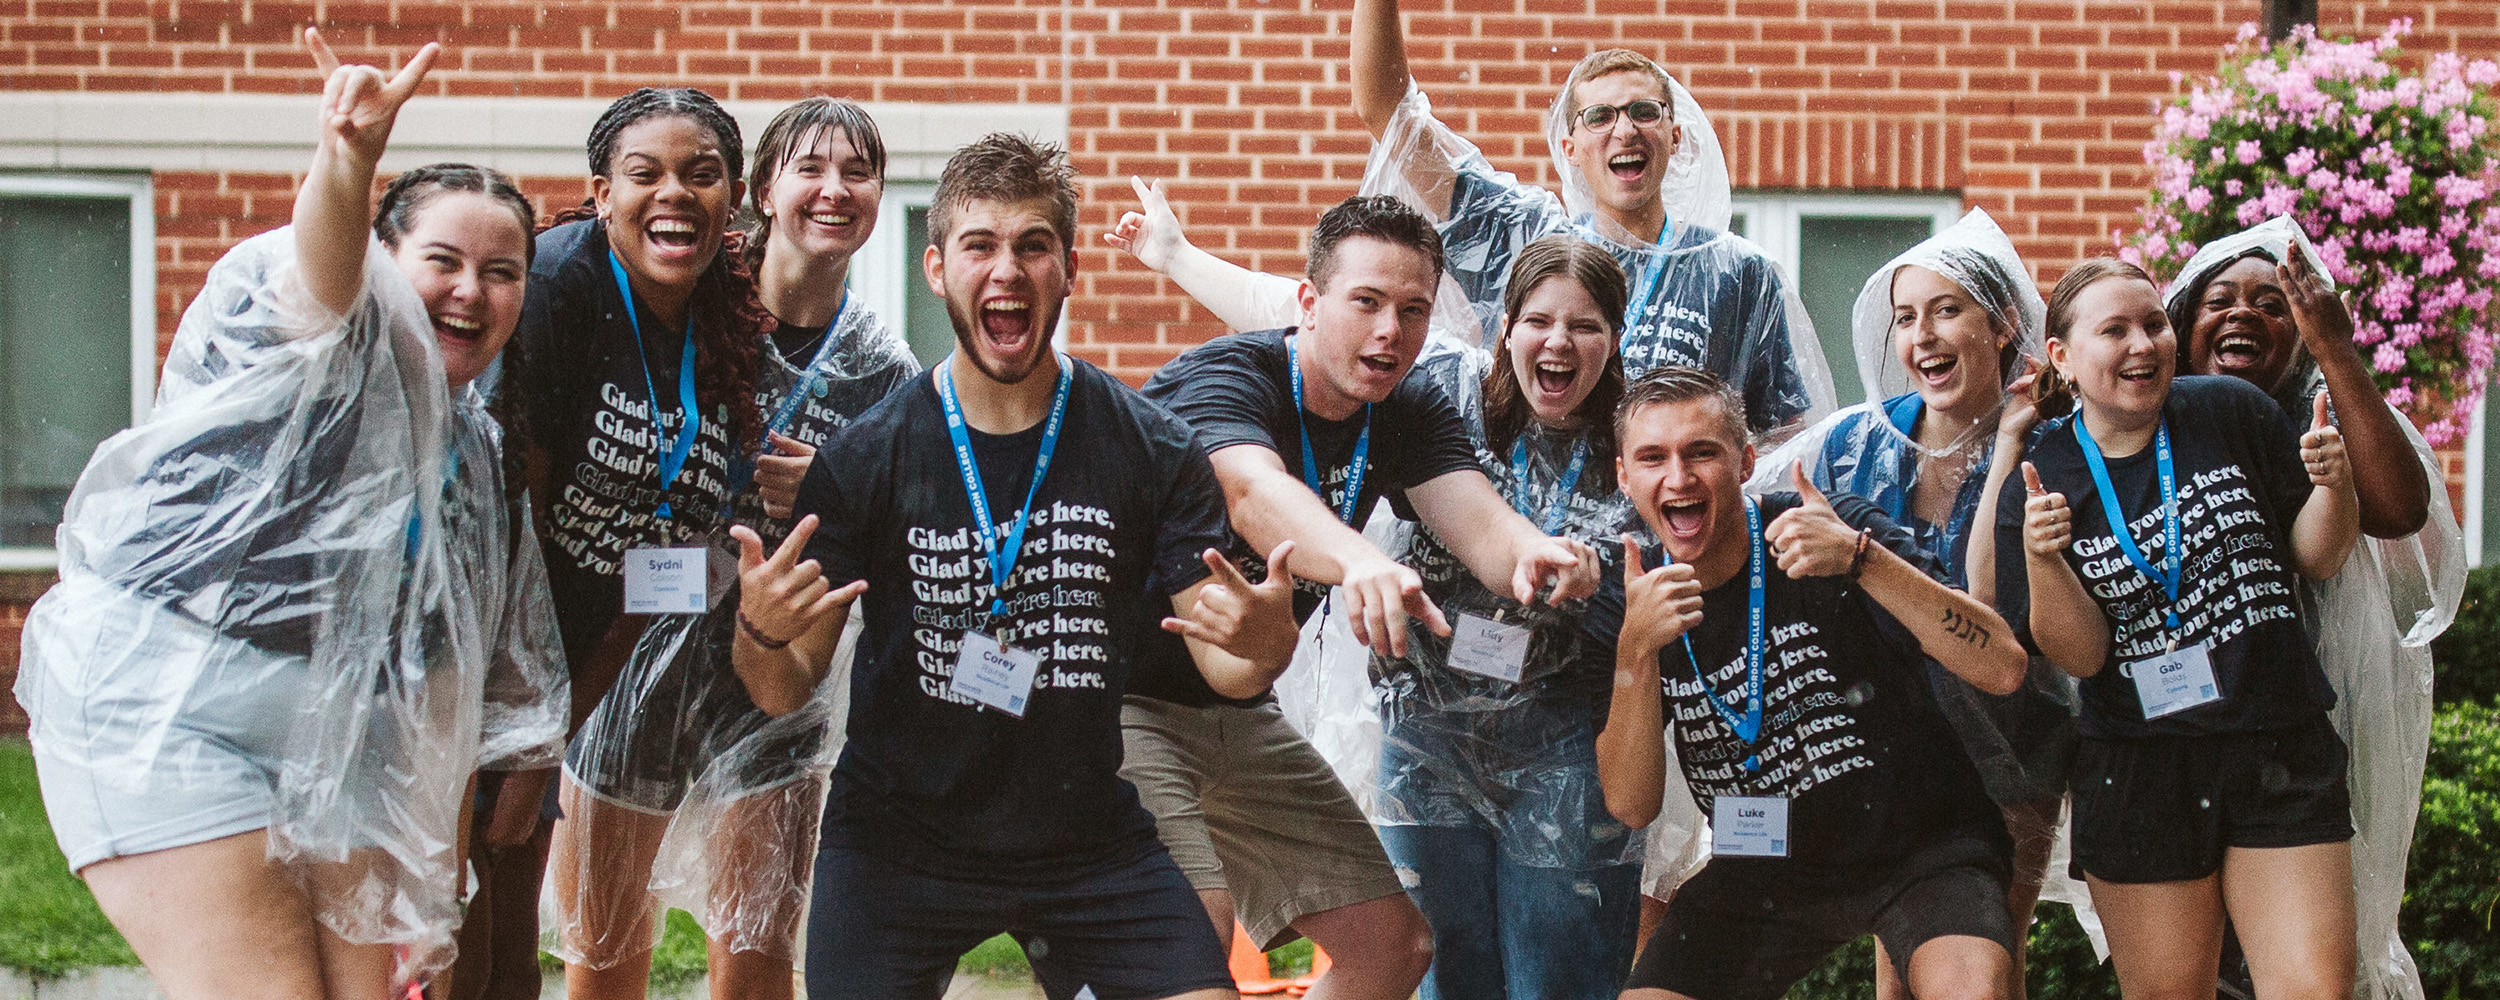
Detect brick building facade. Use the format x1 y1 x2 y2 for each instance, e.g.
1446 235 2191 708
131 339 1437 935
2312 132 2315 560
4 0 2498 731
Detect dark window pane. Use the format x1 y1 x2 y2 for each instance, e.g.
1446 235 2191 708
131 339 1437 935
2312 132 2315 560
1 194 132 547
903 205 954 369
1797 215 1937 408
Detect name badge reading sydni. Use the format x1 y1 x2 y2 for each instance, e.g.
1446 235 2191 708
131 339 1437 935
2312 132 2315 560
951 631 1042 718
1712 795 1790 858
2129 641 2220 720
624 546 711 614
1447 613 1532 684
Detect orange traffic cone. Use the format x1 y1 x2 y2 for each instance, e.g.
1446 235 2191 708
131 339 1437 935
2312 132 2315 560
1230 922 1294 995
1286 945 1332 995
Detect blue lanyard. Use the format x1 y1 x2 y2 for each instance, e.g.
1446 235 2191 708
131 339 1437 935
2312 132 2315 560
1627 253 1670 336
1508 434 1588 534
1285 335 1370 525
725 290 850 500
403 446 465 559
936 354 1073 626
607 251 702 522
1661 496 1767 770
2073 418 2183 634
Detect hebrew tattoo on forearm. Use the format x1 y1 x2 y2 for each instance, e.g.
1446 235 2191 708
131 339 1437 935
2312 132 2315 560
1940 606 1991 649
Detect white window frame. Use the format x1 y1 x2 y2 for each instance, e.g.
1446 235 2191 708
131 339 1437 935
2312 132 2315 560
1726 193 1965 286
0 171 154 571
2468 386 2488 567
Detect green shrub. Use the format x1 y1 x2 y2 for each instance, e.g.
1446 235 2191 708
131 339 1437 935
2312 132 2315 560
1783 903 2117 1000
2404 701 2500 999
2429 567 2500 707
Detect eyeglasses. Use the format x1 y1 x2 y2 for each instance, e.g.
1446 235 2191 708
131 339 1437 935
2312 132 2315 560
1573 99 1668 132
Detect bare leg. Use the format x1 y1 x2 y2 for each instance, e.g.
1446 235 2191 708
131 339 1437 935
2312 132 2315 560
2220 843 2355 1000
1880 798 2060 1000
1634 894 1668 964
1288 893 1432 1000
699 780 827 1000
2087 872 2227 1000
82 830 393 1000
1903 935 2013 1000
552 776 675 998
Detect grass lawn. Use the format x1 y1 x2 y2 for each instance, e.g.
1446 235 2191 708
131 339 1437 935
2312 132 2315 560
0 738 139 976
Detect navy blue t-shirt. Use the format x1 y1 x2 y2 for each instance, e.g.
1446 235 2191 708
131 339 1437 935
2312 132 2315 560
793 359 1229 878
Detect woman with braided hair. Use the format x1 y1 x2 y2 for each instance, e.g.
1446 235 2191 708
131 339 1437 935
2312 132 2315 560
15 30 567 998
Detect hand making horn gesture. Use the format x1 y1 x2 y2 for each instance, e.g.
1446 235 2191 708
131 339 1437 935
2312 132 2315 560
755 432 818 518
1764 464 1863 579
303 27 439 172
2300 391 2351 490
731 515 866 648
2021 461 2072 557
1103 176 1183 272
1163 540 1301 676
1617 535 1703 660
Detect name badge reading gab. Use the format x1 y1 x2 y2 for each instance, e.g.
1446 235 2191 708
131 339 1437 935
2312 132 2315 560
624 546 710 614
952 632 1042 718
1447 613 1531 684
1712 795 1789 858
2129 640 2219 720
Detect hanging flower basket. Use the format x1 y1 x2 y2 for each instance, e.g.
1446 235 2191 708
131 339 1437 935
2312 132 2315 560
2120 20 2500 446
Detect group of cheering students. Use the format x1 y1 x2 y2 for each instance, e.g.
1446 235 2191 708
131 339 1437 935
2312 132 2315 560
9 4 2461 999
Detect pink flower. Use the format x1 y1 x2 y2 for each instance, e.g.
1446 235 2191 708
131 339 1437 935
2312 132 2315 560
2236 198 2268 226
2283 148 2318 176
2469 60 2500 87
2225 178 2246 197
2374 342 2408 373
2236 140 2262 165
2185 187 2214 212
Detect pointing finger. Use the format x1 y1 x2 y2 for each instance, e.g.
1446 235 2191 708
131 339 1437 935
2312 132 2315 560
383 42 440 102
771 514 820 570
1198 547 1253 592
304 26 340 75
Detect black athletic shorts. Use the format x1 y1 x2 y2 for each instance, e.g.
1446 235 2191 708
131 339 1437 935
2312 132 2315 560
2069 715 2352 884
803 838 1233 1000
1628 838 2016 1000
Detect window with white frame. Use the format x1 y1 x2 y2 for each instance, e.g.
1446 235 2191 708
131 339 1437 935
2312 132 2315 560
851 180 1070 371
2470 383 2496 566
1727 194 1966 409
0 173 154 569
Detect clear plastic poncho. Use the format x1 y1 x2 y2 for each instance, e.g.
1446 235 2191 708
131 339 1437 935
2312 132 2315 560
2163 219 2464 1000
550 299 915 966
1355 82 1834 441
15 227 568 986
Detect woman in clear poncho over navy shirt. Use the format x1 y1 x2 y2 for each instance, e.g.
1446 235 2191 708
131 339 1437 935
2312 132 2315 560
1747 208 2071 1000
12 31 565 997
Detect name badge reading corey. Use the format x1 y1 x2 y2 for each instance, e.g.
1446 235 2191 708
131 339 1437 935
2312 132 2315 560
1712 795 1789 858
952 632 1042 718
624 546 710 614
1447 613 1531 684
2129 641 2219 720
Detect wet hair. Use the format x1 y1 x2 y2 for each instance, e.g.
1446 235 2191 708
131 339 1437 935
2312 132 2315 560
1483 235 1628 496
1892 252 2025 387
374 163 539 499
743 97 887 271
1614 365 1745 451
586 87 746 182
927 133 1079 256
1555 49 1677 130
2164 246 2316 413
557 87 766 455
1306 194 1445 293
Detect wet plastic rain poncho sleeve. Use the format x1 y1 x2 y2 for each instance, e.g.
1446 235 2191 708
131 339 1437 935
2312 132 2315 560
16 227 567 985
2163 218 2463 1000
550 299 915 965
1354 83 1835 440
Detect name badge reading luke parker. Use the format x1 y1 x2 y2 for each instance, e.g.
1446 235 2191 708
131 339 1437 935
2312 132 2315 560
1712 795 1790 858
624 546 710 614
1447 613 1532 683
2128 641 2219 720
952 632 1042 718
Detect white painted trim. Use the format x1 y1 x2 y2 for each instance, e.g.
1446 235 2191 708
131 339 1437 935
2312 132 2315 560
854 181 935 354
2468 385 2486 567
0 92 1067 180
1727 193 1964 285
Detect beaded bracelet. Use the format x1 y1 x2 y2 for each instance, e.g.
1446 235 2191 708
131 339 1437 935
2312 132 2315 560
737 610 794 650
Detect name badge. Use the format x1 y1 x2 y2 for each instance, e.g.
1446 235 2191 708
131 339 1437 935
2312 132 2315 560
951 631 1041 718
1711 795 1789 858
1446 613 1531 684
2128 640 2219 719
623 546 710 614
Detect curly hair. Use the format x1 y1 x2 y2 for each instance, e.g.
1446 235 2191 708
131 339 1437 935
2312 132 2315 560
567 87 767 456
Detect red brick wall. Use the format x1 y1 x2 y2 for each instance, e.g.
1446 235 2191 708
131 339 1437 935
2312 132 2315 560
11 0 2499 377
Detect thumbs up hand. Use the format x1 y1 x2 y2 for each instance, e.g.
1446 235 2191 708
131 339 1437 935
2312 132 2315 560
2021 461 2073 558
2300 391 2350 490
1763 464 1861 579
1618 535 1703 660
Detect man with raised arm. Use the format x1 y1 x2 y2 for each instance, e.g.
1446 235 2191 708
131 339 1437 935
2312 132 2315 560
1591 366 2028 1000
1336 0 1832 440
731 133 1294 1000
1121 194 1601 1000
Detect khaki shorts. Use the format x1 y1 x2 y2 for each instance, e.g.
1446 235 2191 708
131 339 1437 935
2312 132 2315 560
1119 695 1406 951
